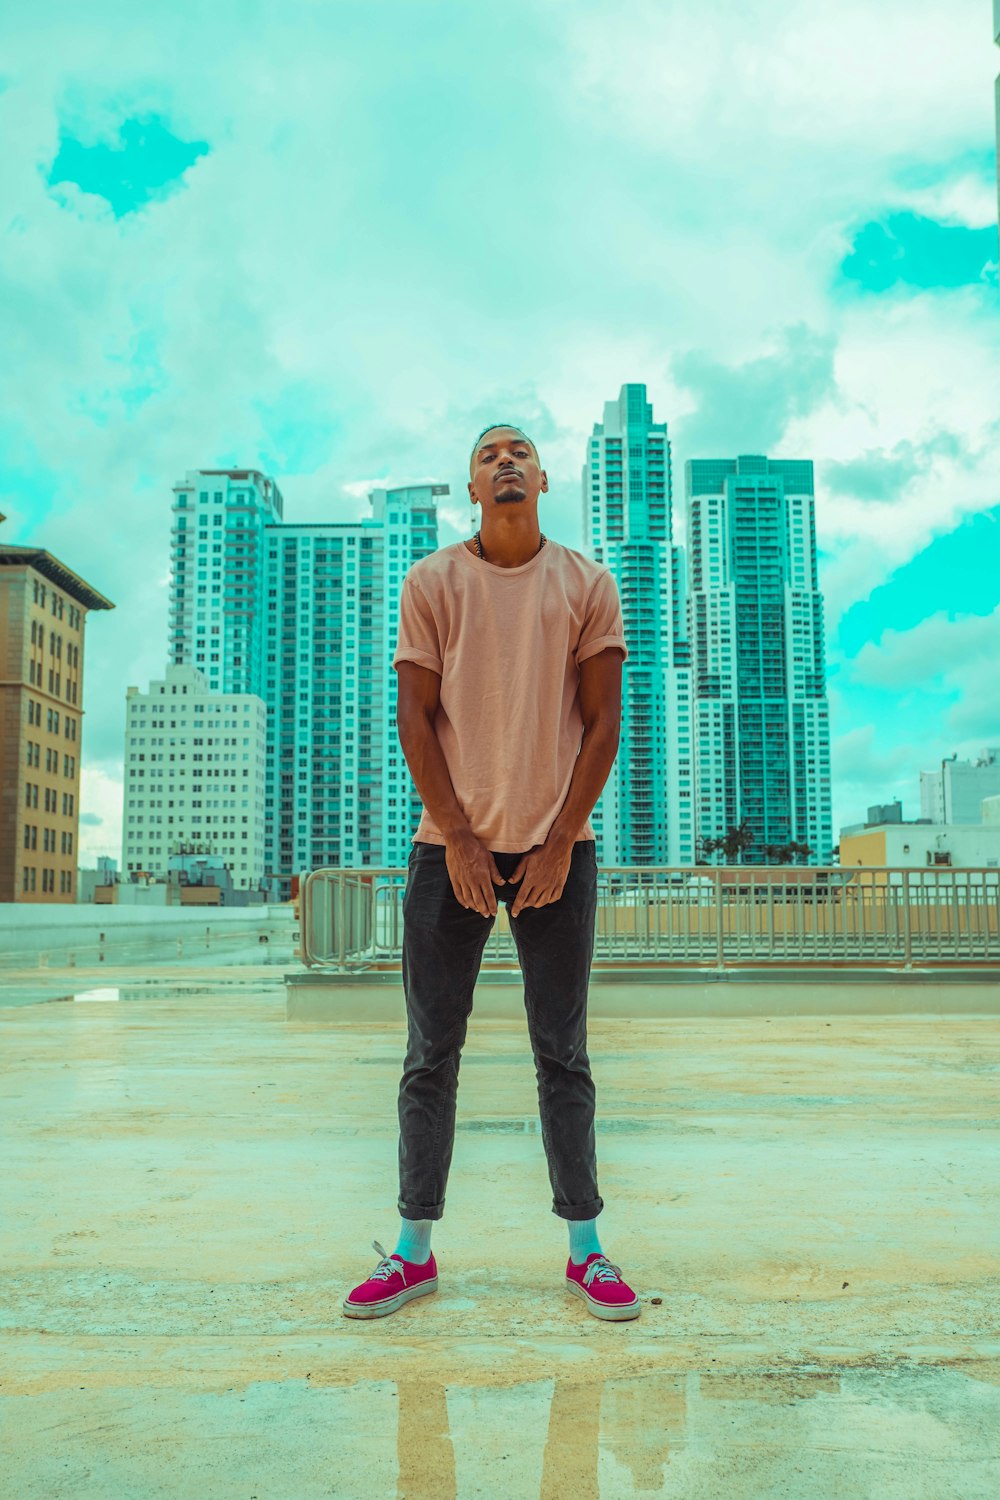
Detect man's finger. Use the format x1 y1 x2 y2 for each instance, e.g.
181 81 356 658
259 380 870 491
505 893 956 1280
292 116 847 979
509 859 525 884
512 882 536 917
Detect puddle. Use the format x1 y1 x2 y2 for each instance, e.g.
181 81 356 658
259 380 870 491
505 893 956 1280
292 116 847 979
7 1363 997 1498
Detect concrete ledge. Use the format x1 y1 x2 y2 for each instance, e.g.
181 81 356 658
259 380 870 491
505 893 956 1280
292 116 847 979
0 904 295 971
285 970 1000 1021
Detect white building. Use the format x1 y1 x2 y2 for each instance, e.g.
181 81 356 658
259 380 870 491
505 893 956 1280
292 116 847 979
168 469 283 697
582 383 693 866
122 664 267 889
685 454 833 866
920 749 1000 825
166 468 442 895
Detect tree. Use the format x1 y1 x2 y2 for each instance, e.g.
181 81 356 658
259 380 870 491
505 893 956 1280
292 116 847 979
699 818 755 865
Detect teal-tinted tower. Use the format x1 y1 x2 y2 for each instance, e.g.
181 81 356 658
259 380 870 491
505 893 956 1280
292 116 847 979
583 385 693 865
685 455 833 865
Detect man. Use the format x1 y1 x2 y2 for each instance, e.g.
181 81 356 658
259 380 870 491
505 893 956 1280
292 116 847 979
343 423 639 1322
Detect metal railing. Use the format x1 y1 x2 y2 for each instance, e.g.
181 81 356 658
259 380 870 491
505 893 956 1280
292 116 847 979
299 865 1000 973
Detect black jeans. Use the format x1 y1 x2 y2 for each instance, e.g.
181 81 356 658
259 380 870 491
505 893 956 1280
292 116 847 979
397 839 603 1222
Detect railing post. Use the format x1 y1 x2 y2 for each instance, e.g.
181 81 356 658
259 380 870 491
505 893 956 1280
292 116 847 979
715 867 725 972
336 873 346 974
901 868 912 970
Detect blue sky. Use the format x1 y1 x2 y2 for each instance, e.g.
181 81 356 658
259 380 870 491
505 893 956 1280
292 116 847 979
0 0 998 861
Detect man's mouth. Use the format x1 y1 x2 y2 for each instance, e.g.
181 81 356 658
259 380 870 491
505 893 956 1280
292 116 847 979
496 469 519 481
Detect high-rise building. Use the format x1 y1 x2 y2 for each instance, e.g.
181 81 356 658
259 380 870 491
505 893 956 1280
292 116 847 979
920 749 1000 825
169 470 283 697
260 486 440 882
122 664 267 888
0 539 113 902
685 454 833 865
582 384 693 864
163 470 442 895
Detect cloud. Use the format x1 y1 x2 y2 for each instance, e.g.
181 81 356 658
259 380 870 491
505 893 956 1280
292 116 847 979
833 723 914 784
824 430 969 503
554 0 993 194
670 324 838 461
850 608 1000 693
893 149 999 230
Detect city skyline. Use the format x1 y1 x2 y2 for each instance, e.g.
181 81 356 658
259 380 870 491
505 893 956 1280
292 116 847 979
1 1 996 866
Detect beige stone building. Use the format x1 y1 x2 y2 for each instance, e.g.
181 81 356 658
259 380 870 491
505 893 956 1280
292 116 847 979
0 540 114 903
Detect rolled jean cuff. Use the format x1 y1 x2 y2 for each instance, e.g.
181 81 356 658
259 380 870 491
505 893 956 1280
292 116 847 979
398 1198 445 1222
552 1195 604 1221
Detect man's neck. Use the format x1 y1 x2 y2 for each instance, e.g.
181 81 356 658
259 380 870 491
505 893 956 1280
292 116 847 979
466 525 546 569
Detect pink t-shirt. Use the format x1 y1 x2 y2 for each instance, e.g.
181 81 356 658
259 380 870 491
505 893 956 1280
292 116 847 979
392 539 628 851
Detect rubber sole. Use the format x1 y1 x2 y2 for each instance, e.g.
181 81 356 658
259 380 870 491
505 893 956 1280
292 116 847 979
342 1275 438 1319
566 1279 641 1321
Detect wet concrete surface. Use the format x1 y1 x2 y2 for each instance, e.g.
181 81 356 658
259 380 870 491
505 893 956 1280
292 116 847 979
2 967 999 1497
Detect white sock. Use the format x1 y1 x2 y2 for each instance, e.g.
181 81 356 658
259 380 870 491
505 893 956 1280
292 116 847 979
393 1216 433 1265
568 1216 603 1265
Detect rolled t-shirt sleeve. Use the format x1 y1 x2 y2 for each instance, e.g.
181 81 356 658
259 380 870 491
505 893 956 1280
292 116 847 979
576 568 629 666
392 574 444 675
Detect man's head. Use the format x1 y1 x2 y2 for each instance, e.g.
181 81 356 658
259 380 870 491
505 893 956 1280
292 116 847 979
467 423 548 518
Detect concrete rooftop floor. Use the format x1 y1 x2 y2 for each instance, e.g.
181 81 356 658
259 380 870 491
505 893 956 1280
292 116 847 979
2 962 1000 1499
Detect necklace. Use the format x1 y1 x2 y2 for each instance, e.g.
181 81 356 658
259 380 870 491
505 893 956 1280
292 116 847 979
474 530 547 562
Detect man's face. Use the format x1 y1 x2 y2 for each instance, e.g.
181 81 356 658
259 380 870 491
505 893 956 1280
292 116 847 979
467 427 548 516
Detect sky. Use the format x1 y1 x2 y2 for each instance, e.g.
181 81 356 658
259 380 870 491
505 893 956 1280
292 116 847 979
1 0 998 863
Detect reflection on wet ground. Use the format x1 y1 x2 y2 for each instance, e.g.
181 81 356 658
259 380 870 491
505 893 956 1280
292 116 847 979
381 1364 1000 1498
5 1359 999 1497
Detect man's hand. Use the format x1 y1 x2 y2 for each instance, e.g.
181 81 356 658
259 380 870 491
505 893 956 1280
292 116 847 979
444 829 507 917
508 833 575 917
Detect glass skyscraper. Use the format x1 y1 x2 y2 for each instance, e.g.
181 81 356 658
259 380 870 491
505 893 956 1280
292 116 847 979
685 455 833 865
164 469 442 895
582 384 693 864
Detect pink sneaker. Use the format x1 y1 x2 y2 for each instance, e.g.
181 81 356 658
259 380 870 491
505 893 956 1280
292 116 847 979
565 1252 641 1321
342 1239 438 1319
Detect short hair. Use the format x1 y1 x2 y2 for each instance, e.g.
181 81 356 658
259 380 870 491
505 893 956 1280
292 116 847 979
469 423 538 474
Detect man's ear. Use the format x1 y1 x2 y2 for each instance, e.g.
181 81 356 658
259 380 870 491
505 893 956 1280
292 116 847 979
540 470 549 492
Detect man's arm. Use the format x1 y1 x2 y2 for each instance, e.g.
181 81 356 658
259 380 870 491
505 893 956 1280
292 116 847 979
396 661 505 915
546 647 624 847
509 648 623 914
395 661 470 839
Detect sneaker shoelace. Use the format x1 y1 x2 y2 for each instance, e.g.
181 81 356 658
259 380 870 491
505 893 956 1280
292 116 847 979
368 1239 406 1285
582 1255 623 1287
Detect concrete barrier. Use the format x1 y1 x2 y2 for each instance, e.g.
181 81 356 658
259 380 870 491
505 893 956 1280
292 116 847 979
0 903 293 970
